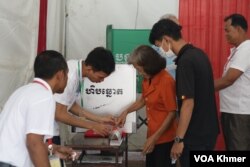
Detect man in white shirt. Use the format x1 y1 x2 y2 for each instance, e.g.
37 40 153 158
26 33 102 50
215 13 250 150
0 50 73 167
54 47 116 139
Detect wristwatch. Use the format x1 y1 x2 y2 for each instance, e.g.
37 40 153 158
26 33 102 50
174 136 184 143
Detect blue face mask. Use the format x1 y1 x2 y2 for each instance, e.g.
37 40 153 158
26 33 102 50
152 44 176 58
159 46 176 58
152 45 176 79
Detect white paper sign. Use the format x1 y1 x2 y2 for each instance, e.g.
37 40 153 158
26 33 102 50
81 64 137 133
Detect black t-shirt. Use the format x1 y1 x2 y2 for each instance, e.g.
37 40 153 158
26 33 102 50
175 44 219 145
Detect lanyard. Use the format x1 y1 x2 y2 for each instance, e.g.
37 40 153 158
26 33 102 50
33 80 48 90
223 49 237 73
78 60 84 107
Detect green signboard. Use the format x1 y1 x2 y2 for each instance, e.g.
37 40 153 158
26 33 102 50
106 25 150 93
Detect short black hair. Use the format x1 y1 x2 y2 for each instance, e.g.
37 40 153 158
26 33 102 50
34 50 68 79
224 13 248 32
128 45 166 77
149 19 182 44
85 47 115 75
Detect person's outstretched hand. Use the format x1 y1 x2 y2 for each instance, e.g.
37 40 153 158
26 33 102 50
99 114 115 125
116 111 128 127
53 145 79 161
92 122 112 137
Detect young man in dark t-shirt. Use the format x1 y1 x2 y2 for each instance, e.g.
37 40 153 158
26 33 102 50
149 19 219 167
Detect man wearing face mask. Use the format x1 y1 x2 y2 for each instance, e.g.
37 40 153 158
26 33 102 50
150 19 219 167
151 14 179 79
151 42 176 79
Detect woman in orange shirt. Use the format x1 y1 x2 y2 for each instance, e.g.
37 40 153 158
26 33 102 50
117 45 177 167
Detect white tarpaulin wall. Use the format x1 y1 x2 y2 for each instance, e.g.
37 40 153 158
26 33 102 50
64 0 179 60
0 0 39 111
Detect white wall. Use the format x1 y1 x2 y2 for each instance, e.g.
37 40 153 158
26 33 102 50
0 0 39 111
64 0 179 60
47 0 66 53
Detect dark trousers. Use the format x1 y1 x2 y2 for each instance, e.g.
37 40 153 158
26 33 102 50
0 162 15 167
179 138 217 167
146 141 175 167
221 112 250 150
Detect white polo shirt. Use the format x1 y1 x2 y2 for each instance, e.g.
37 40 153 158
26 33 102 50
220 40 250 114
54 60 82 135
0 78 55 167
